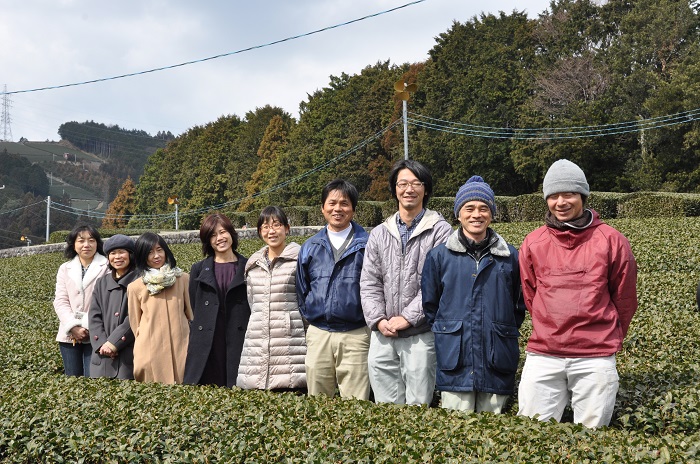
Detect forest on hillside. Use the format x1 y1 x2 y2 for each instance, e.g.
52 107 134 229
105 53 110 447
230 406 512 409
119 0 700 229
57 121 174 202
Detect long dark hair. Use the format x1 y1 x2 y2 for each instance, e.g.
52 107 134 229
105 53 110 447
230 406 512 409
63 224 104 260
133 232 177 275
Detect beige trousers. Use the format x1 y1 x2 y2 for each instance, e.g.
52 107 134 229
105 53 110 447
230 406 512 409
305 325 370 400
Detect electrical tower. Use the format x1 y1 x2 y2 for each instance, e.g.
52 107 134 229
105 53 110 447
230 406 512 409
1 84 13 142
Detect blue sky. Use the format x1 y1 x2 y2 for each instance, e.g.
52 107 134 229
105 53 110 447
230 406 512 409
1 0 551 141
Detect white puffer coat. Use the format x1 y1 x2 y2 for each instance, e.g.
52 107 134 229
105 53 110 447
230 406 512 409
236 242 307 390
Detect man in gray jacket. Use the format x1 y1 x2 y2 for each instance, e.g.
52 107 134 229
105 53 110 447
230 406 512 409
360 160 452 405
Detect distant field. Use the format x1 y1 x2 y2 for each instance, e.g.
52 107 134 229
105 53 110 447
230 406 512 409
0 141 103 164
2 141 107 212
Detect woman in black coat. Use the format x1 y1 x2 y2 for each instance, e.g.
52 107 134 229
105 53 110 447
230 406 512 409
183 213 251 387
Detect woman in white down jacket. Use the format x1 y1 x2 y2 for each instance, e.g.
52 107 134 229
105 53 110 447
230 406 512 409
237 206 307 391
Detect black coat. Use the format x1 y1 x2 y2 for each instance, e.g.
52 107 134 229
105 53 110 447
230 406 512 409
183 254 250 387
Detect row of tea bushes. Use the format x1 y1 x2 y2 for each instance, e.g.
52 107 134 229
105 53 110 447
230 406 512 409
2 218 700 461
46 191 700 245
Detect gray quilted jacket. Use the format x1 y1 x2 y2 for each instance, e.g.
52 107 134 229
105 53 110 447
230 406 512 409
360 209 452 337
236 242 307 390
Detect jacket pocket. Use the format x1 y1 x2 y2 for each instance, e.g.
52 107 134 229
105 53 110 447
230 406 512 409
432 320 463 371
488 321 519 374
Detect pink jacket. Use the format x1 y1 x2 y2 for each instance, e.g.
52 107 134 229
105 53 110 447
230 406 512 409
519 210 637 357
53 254 109 343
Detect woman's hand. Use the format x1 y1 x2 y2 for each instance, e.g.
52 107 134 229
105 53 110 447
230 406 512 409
99 342 118 359
69 326 89 342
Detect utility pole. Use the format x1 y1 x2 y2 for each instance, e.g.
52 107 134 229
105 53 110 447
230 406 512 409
1 84 13 142
46 196 51 242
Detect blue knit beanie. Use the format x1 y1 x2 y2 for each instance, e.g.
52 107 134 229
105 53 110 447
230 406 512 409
454 175 496 218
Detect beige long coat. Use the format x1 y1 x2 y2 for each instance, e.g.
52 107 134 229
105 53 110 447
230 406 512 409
127 273 193 384
236 242 307 390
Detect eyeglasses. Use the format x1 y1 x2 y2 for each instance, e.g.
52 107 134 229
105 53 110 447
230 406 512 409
261 222 284 232
396 180 425 190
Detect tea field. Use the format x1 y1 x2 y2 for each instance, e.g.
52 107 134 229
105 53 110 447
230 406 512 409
1 219 700 462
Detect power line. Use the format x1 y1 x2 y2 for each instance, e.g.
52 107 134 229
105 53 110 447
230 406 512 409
1 1 428 96
407 108 700 140
0 200 45 216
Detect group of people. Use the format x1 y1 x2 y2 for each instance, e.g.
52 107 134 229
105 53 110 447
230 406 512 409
53 158 638 428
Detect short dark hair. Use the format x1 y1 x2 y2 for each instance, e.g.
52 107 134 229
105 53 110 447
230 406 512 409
63 224 104 260
257 206 290 239
388 160 433 208
321 179 358 210
199 214 238 257
133 232 177 275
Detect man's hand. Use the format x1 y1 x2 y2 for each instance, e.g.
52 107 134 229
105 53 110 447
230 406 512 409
377 319 398 337
378 316 411 337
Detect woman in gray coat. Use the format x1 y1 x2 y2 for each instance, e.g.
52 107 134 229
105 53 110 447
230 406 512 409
88 234 137 379
237 206 307 391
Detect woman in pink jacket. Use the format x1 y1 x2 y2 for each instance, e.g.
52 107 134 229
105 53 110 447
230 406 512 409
53 224 109 376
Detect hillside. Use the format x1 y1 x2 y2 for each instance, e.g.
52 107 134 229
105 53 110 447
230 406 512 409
0 140 106 210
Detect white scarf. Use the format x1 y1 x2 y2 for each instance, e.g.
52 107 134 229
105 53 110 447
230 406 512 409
142 264 182 295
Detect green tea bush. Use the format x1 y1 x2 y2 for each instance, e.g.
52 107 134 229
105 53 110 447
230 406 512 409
427 197 458 225
509 193 548 222
587 192 629 219
353 201 383 227
618 192 700 218
284 206 309 227
3 218 700 461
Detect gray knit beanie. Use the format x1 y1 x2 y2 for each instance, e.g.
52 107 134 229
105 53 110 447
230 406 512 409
103 234 135 254
454 175 496 218
542 159 590 199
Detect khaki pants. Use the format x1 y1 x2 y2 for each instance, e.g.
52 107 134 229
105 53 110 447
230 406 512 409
305 325 370 400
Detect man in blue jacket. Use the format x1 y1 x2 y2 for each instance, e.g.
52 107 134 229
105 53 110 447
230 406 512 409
296 179 371 399
422 176 525 413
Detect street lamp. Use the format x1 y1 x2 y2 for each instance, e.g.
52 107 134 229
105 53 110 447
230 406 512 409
394 80 417 160
20 235 32 247
167 196 180 230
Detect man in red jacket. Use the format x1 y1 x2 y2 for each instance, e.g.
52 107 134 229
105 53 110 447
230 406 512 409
517 159 638 427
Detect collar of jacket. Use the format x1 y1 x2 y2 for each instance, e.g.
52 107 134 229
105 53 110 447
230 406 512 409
384 209 445 241
445 228 510 257
245 241 300 274
67 253 108 289
311 221 368 257
545 209 603 250
194 253 246 290
104 269 138 292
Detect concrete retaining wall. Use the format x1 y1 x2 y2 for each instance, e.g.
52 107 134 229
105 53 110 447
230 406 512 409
0 226 325 259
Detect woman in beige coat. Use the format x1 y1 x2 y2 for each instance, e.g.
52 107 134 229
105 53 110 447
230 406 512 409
237 206 307 391
127 233 192 384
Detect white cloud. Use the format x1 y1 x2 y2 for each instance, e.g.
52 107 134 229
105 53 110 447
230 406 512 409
2 0 551 141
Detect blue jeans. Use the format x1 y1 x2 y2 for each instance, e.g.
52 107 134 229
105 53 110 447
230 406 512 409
59 342 92 377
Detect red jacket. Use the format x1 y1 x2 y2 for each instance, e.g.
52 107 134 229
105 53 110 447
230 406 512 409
519 210 637 357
